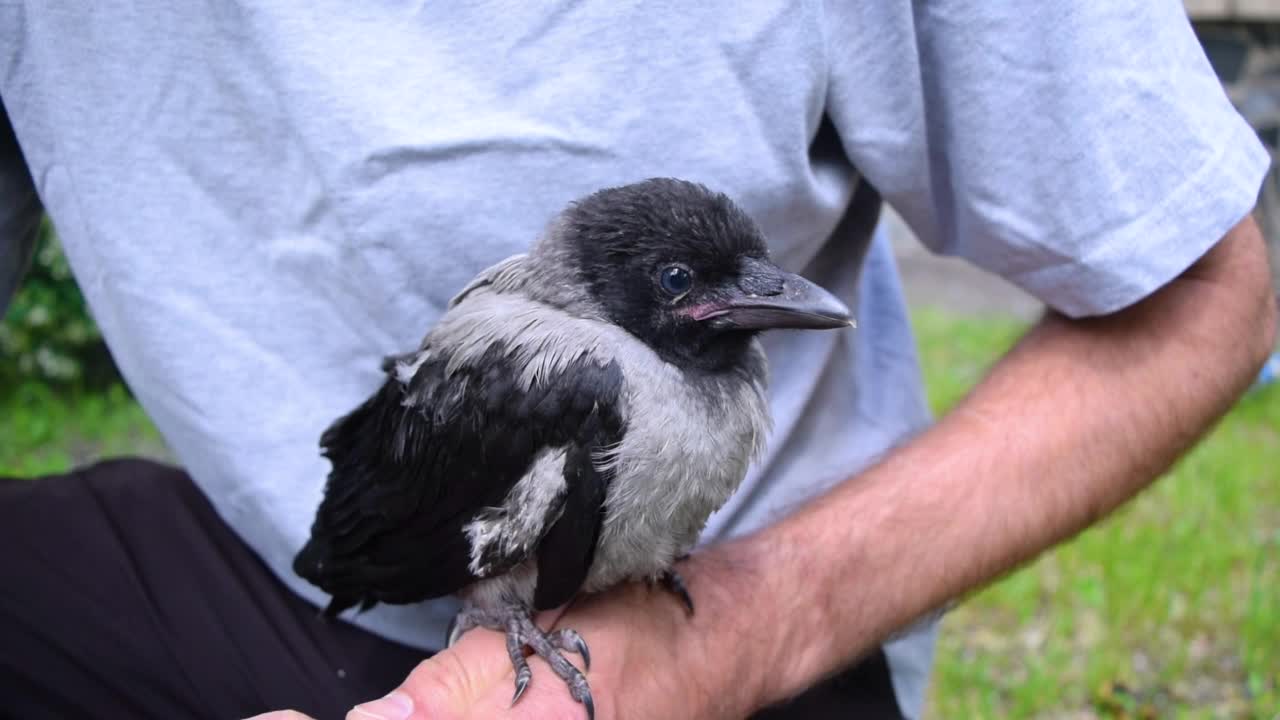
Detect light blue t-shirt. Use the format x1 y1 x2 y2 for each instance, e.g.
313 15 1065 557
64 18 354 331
0 3 1268 716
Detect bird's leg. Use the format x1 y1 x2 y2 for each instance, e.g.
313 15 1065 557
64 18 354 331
658 568 695 616
447 605 595 720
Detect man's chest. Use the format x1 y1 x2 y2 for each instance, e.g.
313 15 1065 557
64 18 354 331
2 1 853 344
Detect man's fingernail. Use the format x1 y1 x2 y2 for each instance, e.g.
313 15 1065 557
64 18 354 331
349 691 414 720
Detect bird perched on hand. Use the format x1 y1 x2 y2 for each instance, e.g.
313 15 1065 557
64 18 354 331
293 177 853 718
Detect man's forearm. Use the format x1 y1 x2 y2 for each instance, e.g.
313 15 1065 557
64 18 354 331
682 215 1278 716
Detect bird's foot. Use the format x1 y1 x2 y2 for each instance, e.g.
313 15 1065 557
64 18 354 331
446 606 594 720
657 568 695 616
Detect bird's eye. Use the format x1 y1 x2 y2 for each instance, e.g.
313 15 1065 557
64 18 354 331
658 265 693 297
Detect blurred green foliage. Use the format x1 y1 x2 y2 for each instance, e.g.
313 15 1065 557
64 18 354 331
0 221 165 474
0 218 117 390
0 381 163 477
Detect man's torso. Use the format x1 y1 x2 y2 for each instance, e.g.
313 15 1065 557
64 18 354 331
0 3 937 714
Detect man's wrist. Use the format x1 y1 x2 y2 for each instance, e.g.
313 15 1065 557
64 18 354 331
676 531 832 717
657 544 756 718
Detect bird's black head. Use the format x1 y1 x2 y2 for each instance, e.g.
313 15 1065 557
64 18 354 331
554 178 852 372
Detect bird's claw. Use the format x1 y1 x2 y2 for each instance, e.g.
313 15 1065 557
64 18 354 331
551 628 592 671
560 665 595 720
510 666 531 706
445 615 460 647
660 568 695 616
445 609 480 648
574 637 592 673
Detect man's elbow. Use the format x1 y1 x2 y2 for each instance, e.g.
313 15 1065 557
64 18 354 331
1183 213 1278 383
1228 214 1278 375
1253 281 1278 370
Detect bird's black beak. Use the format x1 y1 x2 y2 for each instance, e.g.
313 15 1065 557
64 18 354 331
697 257 854 331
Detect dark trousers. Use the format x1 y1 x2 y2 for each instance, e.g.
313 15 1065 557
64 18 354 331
0 458 902 720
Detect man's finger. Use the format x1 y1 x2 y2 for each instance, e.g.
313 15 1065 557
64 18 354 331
352 625 523 719
347 690 416 720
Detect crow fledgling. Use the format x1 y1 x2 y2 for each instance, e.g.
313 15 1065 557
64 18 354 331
293 177 852 718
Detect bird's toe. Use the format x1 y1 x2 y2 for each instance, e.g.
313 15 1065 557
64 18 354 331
550 628 592 671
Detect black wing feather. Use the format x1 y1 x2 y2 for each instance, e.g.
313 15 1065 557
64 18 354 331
533 445 610 610
533 361 625 611
293 341 625 617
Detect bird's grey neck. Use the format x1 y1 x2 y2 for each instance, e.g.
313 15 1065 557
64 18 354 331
478 242 607 322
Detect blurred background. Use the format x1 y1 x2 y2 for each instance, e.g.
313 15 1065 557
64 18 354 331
2 4 1277 718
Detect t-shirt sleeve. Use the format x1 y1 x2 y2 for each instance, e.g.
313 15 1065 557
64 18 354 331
0 95 42 315
824 3 1272 317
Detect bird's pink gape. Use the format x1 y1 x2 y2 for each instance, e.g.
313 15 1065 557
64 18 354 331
678 302 728 321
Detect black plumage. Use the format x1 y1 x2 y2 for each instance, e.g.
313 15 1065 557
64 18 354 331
294 343 625 616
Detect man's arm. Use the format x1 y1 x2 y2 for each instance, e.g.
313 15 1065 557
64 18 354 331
272 214 1273 720
698 214 1277 714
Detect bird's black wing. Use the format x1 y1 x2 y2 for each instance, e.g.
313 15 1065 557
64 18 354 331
293 341 625 617
532 444 612 611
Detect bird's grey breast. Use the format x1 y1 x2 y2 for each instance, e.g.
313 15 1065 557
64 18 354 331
584 341 770 591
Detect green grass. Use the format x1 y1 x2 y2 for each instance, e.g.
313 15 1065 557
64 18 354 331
0 382 164 477
2 309 1276 717
912 308 1280 719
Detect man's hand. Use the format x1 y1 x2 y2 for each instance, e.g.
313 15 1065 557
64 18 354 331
343 583 705 720
253 551 758 720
